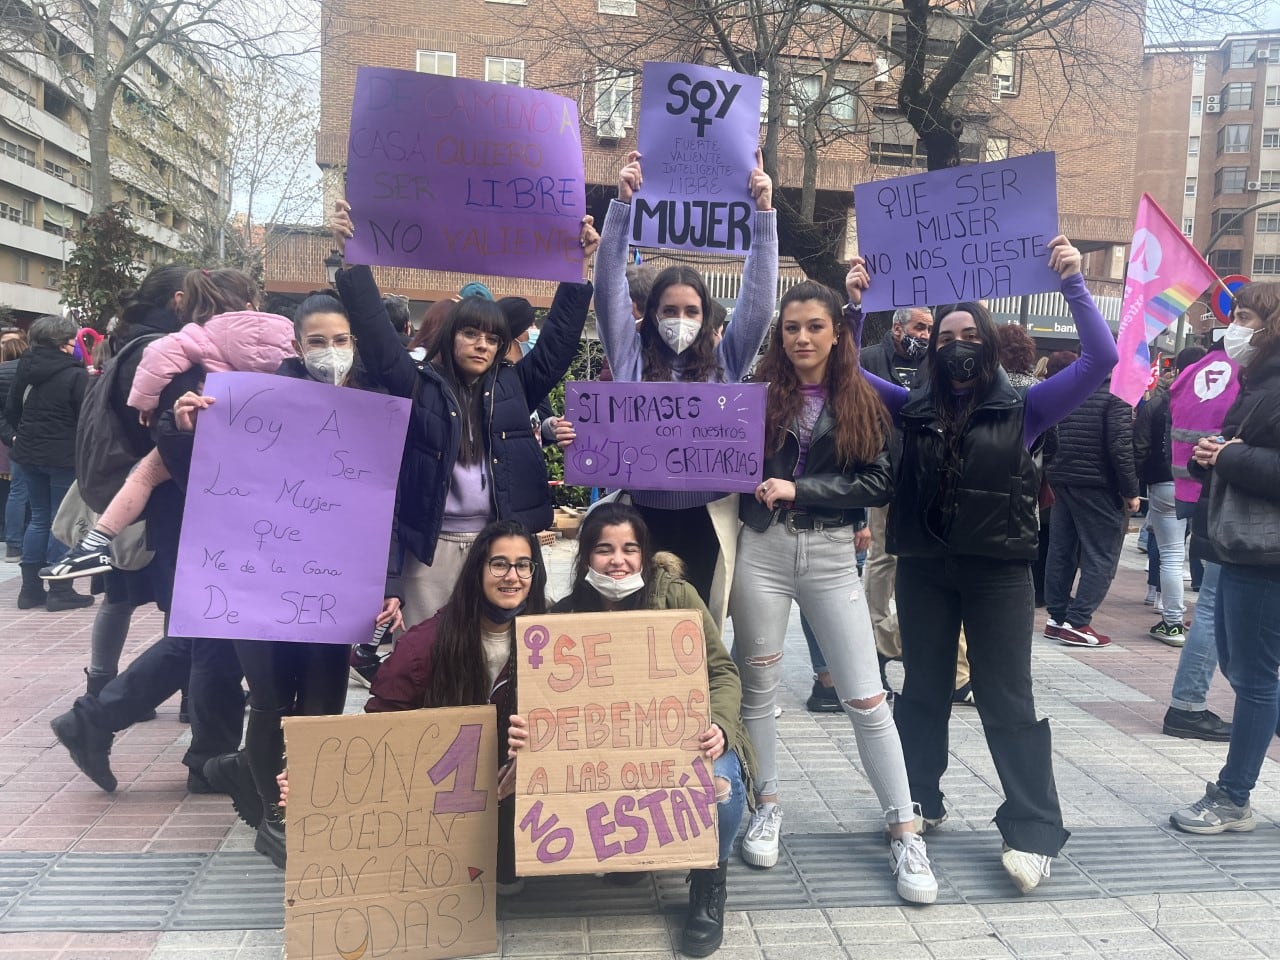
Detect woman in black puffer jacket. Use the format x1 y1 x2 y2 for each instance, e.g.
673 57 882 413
4 315 92 611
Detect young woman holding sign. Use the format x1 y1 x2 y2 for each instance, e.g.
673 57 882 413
848 235 1117 893
554 151 777 625
199 292 406 869
280 521 547 888
728 281 937 906
329 201 597 630
507 502 753 957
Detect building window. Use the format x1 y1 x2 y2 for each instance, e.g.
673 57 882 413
485 0 527 5
1260 170 1280 191
1185 177 1197 196
789 76 820 125
1228 40 1258 70
416 51 456 76
484 57 524 86
21 199 35 226
0 137 36 167
828 84 856 124
1258 212 1280 233
1214 167 1247 195
1268 85 1280 107
597 0 636 12
1222 82 1253 111
1193 54 1206 74
984 136 1010 162
16 256 29 284
1213 208 1245 235
1255 255 1280 276
1182 217 1194 237
1208 249 1243 273
870 141 926 168
1188 135 1200 156
1266 129 1280 149
1218 124 1251 154
991 49 1015 96
1191 96 1202 116
593 68 634 129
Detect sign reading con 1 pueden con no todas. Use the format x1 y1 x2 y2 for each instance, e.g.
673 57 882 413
853 152 1061 311
344 67 587 283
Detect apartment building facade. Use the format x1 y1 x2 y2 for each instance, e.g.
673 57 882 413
0 12 227 321
1136 31 1280 338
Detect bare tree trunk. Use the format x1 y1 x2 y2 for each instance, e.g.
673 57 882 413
89 96 117 213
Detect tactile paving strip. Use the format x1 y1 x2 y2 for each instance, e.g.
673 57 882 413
4 826 1280 931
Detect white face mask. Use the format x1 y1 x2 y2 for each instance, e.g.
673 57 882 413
1223 322 1259 365
304 346 354 385
657 318 701 355
585 566 645 601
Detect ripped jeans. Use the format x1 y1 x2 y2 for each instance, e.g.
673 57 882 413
730 521 915 826
713 751 747 863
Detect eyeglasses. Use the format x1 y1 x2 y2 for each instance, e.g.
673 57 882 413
458 328 501 348
304 334 355 349
488 557 536 579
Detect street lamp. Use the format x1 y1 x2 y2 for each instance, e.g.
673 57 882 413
324 249 343 286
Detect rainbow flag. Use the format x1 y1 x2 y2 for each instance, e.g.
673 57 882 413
1111 194 1218 405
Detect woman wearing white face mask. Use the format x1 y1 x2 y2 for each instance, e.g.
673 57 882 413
555 151 778 624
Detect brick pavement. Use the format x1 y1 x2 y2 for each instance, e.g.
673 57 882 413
3 533 1280 959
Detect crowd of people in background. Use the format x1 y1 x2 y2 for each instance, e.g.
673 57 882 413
3 155 1277 958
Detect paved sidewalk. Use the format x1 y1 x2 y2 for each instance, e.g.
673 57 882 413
2 533 1279 960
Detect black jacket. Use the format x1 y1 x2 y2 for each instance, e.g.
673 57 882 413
6 346 88 468
1194 349 1280 567
336 265 591 566
107 306 183 458
0 358 20 444
1132 386 1173 486
1045 381 1139 498
888 371 1042 561
740 405 891 532
860 330 924 388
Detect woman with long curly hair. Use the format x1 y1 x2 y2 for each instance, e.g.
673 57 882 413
728 280 937 905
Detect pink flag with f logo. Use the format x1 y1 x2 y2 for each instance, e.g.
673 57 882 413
1111 194 1218 405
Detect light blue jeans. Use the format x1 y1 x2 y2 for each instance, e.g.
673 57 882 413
714 751 746 863
1170 561 1221 712
730 521 914 825
1147 482 1186 624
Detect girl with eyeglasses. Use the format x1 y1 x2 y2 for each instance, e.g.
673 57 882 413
328 201 598 630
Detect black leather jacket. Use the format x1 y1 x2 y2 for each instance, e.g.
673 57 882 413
740 404 892 532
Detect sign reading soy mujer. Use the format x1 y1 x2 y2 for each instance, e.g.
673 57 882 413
344 67 587 282
169 372 410 646
562 380 766 492
853 152 1061 311
634 61 764 253
282 706 499 960
514 610 718 875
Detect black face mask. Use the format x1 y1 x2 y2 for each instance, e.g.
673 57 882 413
481 598 525 625
937 341 982 383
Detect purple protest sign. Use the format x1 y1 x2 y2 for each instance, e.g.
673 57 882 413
563 381 765 492
169 372 411 646
853 152 1060 311
633 61 763 254
344 67 586 283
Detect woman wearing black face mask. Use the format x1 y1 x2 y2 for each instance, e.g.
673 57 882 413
846 235 1118 895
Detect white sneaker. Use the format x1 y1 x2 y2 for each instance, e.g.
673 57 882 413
890 833 937 904
1144 586 1158 605
741 802 782 868
1001 845 1051 893
1154 593 1164 614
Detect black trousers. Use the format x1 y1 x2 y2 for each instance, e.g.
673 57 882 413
1044 484 1126 628
233 638 350 805
893 554 1069 857
77 630 245 774
633 503 718 607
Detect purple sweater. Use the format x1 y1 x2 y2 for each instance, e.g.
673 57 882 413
854 273 1118 447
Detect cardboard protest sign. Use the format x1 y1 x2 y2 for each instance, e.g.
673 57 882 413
633 61 763 254
344 67 587 282
170 372 410 645
282 707 498 960
563 381 765 493
853 152 1060 311
514 610 718 876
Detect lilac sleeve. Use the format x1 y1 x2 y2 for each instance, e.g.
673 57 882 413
1023 273 1119 446
845 303 907 422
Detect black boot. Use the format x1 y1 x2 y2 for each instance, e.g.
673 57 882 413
203 752 264 829
17 563 45 609
50 707 117 792
84 669 156 722
46 580 94 612
255 802 286 869
682 861 728 957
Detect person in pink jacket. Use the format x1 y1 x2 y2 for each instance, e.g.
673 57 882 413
41 306 294 581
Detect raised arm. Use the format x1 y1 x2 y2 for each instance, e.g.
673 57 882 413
717 156 777 382
594 152 647 383
516 280 593 408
